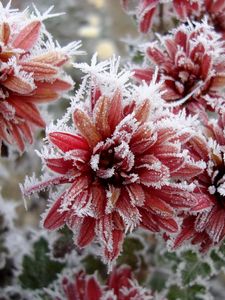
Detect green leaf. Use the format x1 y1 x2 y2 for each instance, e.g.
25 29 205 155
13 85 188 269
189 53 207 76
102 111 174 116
150 271 167 292
168 284 206 300
82 254 106 278
51 227 73 260
19 237 65 290
181 251 211 285
118 236 144 269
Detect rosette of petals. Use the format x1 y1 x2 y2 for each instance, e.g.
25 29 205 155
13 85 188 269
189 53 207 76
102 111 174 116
204 0 225 39
56 270 103 300
0 3 81 152
22 57 205 267
121 0 200 33
134 20 225 117
172 113 225 252
52 266 155 300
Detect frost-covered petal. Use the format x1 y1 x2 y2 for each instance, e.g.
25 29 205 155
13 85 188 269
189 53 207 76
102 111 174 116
43 192 68 230
49 132 90 152
73 109 102 148
12 20 42 50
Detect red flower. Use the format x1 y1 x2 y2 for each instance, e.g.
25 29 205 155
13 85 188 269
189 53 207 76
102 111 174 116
204 0 225 39
54 266 155 300
134 21 225 117
22 58 204 267
121 0 200 33
0 3 80 152
122 0 225 39
172 112 225 251
106 265 152 299
58 270 102 300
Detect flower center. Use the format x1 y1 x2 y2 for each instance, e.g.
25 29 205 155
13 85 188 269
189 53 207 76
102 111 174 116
90 140 135 187
99 149 115 169
210 165 225 208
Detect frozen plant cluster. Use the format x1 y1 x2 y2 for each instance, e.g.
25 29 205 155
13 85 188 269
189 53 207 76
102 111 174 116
2 1 225 299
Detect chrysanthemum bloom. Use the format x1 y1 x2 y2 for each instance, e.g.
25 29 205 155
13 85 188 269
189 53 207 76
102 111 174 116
22 57 205 267
204 0 225 39
134 21 225 117
54 266 154 300
121 0 200 33
57 270 103 300
0 3 81 152
171 112 225 252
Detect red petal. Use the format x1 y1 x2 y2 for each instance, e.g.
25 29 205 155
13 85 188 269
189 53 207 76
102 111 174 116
43 193 67 230
158 154 184 173
108 90 123 132
2 75 34 94
138 0 158 33
65 176 89 203
172 162 204 179
200 54 212 79
133 68 155 83
139 165 169 186
73 109 102 148
91 183 106 217
35 79 72 92
46 158 73 174
139 208 160 232
77 217 96 247
0 22 10 45
145 194 174 217
104 229 124 263
130 125 155 154
10 123 25 152
134 99 151 124
156 216 179 233
49 132 89 152
116 191 140 229
175 30 187 50
147 46 166 65
164 38 177 59
173 221 194 248
23 87 59 103
94 96 111 138
126 183 145 206
20 61 58 80
85 277 102 300
31 51 68 66
7 98 45 127
12 21 41 50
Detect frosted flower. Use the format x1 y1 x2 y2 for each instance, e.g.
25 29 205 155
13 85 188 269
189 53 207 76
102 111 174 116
204 1 225 39
52 266 155 300
22 58 205 267
134 20 225 117
121 0 200 33
0 3 81 152
172 112 225 252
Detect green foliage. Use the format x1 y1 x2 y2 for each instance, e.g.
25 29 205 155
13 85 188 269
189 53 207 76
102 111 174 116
168 284 206 300
19 237 65 290
51 227 73 260
151 246 213 299
82 254 106 278
118 236 144 268
150 271 167 292
180 251 211 285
